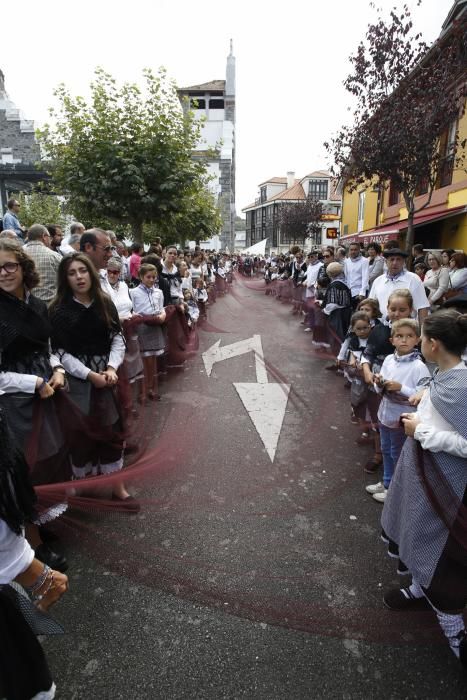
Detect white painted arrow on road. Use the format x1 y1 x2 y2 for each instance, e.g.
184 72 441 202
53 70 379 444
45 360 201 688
202 335 290 462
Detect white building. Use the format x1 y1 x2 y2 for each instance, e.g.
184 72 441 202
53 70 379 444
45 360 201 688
177 43 236 251
242 170 341 253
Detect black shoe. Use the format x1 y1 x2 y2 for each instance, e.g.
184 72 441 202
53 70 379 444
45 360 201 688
111 494 141 513
458 632 467 667
38 526 60 543
364 456 383 474
383 588 431 611
35 543 68 573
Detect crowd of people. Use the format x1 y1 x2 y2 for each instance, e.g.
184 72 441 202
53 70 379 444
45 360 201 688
1 194 467 696
0 206 236 699
260 239 467 666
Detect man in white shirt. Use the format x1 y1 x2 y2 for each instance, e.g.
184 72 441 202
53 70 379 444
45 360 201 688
344 242 370 308
368 248 430 324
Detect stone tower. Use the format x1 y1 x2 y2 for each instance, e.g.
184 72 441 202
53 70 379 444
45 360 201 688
177 43 236 250
0 69 41 211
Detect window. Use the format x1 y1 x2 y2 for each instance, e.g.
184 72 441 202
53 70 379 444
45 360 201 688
260 186 267 203
190 98 205 109
388 182 399 206
309 229 322 246
438 120 458 188
209 99 224 109
308 179 328 201
357 191 366 232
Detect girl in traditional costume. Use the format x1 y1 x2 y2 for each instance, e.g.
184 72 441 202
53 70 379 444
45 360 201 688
130 263 166 402
382 309 467 665
49 254 137 508
0 240 69 570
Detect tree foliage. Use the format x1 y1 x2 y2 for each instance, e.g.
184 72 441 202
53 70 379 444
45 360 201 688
17 190 66 229
37 68 216 242
279 198 323 246
326 2 467 252
157 184 222 246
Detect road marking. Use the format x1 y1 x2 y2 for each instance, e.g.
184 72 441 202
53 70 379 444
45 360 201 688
234 382 291 462
202 335 290 462
203 334 267 383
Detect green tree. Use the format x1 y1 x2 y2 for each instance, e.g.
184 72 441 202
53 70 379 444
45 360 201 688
158 184 222 246
38 68 210 242
17 190 66 228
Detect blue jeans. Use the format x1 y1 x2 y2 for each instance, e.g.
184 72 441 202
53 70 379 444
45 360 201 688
379 425 406 489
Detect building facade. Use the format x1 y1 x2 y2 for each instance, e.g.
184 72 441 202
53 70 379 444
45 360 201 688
339 1 467 251
242 170 341 253
177 43 236 251
0 69 42 212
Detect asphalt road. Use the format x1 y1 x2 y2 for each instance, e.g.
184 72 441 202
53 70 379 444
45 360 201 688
44 275 467 699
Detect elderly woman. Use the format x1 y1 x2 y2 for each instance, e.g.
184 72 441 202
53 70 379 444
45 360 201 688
105 257 144 392
424 251 450 307
313 262 352 354
449 252 467 295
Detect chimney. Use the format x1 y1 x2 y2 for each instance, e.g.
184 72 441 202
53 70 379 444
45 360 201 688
286 171 295 190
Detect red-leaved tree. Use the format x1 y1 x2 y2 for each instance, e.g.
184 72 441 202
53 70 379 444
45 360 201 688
279 198 323 247
326 2 467 253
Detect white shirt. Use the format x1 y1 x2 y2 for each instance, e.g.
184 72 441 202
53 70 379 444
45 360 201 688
106 278 133 320
375 352 431 428
414 363 467 456
449 268 467 293
305 261 323 298
344 256 369 297
0 520 34 584
130 284 164 316
368 269 430 320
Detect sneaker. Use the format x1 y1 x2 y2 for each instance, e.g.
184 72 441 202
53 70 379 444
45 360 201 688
324 363 337 371
365 481 385 495
373 489 388 503
304 327 312 332
383 588 431 611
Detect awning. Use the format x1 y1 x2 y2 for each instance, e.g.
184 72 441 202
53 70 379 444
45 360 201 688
339 205 467 245
241 238 268 256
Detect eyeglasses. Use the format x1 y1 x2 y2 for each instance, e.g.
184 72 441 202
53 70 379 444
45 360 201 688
323 254 332 258
0 262 20 274
107 269 120 275
95 244 114 253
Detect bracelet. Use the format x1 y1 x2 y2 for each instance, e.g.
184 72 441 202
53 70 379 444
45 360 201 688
26 564 51 594
33 572 54 603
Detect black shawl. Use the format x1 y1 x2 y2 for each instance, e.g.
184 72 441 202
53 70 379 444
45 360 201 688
49 297 121 365
0 290 50 371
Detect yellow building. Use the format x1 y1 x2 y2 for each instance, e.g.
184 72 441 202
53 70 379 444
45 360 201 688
340 1 467 251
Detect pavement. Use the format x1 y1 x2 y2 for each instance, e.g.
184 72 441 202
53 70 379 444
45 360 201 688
44 275 467 699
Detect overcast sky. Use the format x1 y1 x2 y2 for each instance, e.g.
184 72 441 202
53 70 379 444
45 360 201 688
3 0 451 216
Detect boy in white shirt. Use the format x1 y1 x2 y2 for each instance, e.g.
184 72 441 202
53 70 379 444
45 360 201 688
366 318 430 503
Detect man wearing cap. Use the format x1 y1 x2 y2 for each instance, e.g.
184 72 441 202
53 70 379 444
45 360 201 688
368 248 430 324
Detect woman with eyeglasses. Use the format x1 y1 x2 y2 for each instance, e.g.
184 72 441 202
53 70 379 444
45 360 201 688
0 239 69 572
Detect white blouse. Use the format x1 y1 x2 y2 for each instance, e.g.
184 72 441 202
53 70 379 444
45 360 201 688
0 520 34 584
414 363 467 457
106 279 133 320
130 284 165 316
